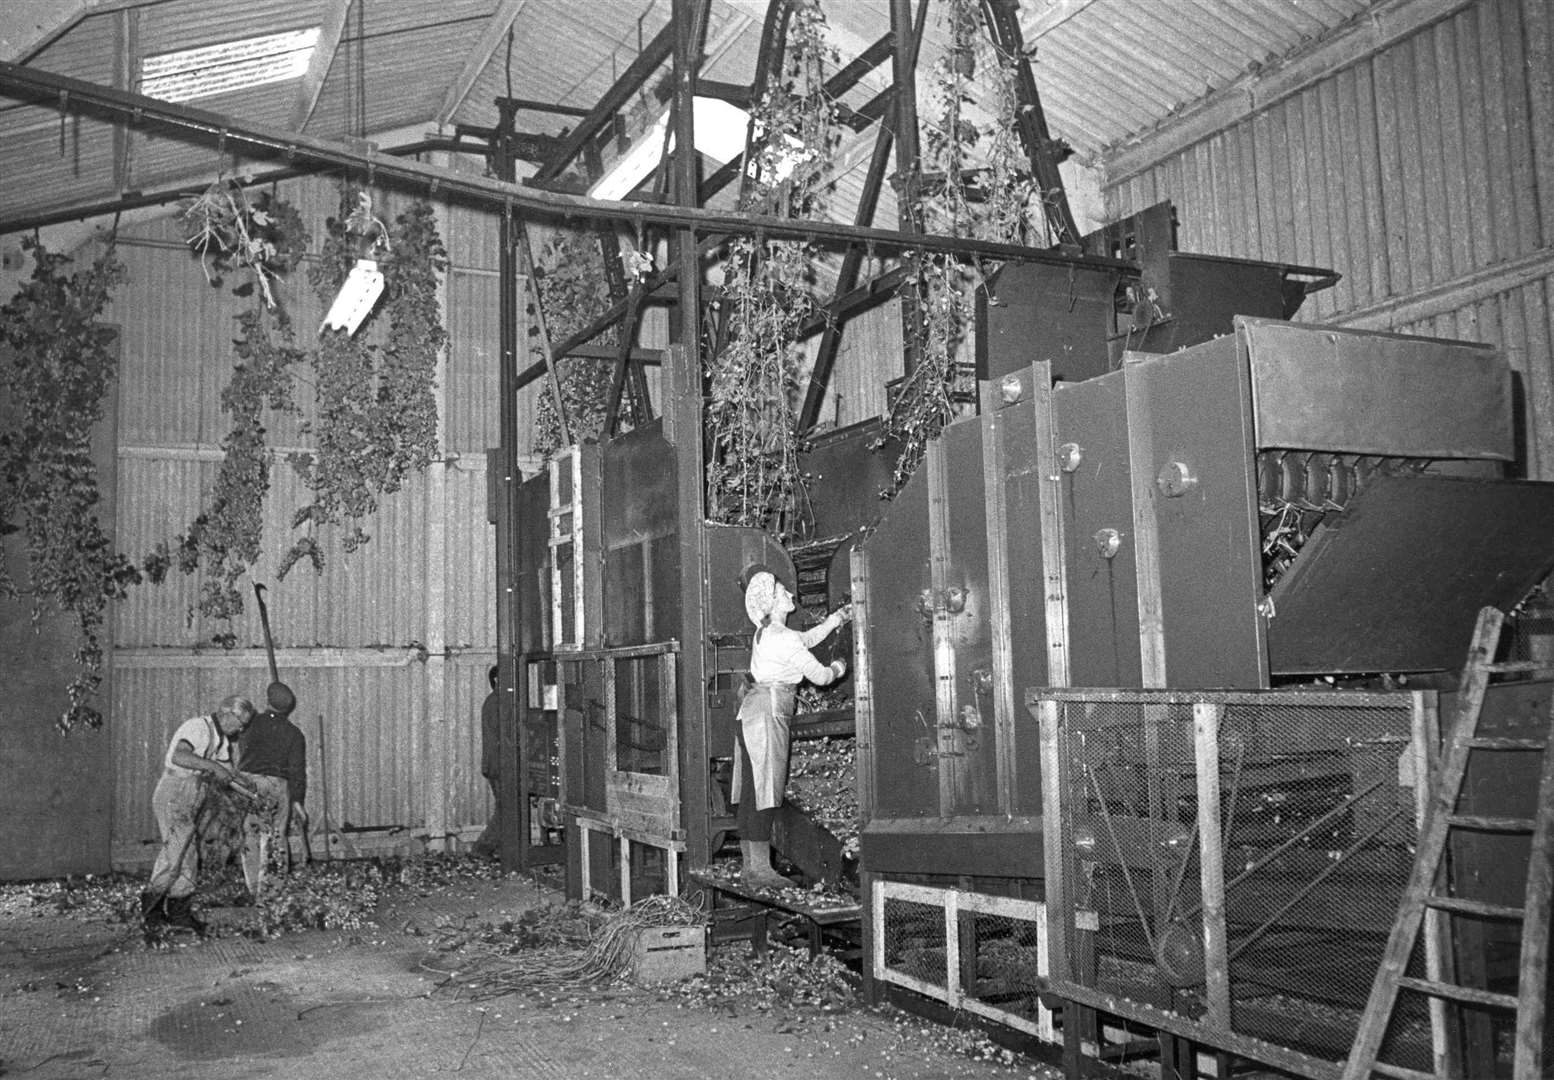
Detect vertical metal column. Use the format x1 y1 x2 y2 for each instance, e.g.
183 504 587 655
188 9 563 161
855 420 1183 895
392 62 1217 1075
889 0 924 376
493 99 527 872
670 0 711 880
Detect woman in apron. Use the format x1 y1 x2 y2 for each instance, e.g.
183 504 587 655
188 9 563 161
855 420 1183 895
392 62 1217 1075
731 568 851 887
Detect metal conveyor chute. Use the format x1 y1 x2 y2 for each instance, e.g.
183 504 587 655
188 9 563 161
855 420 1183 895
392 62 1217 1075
1266 475 1554 676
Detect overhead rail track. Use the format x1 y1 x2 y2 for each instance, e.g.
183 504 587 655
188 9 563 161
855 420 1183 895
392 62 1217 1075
0 61 1135 275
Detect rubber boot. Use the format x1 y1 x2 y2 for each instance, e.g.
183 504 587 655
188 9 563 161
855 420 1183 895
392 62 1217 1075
164 895 207 936
739 839 790 890
140 890 168 927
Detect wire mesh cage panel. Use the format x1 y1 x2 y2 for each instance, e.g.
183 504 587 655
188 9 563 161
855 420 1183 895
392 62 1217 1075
1034 688 1429 1072
873 881 1055 1040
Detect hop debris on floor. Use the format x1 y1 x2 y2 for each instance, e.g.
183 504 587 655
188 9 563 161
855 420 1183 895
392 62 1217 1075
0 854 1062 1080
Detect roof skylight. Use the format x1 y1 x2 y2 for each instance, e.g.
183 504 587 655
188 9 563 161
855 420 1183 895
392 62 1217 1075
140 27 321 104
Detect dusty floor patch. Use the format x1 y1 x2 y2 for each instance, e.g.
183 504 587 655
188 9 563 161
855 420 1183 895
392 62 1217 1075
1 860 1067 1080
148 980 388 1060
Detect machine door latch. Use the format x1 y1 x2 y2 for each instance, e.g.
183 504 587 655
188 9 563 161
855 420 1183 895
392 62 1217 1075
1094 528 1123 559
918 585 969 619
1156 460 1199 497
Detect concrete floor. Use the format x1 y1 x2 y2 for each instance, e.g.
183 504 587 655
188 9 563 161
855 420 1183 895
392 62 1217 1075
0 872 1064 1080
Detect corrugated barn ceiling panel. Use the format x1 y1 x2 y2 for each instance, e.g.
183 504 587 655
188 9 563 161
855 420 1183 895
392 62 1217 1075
1108 0 1549 326
1025 0 1375 161
25 11 120 81
453 0 675 136
134 0 333 58
306 17 491 140
0 0 1399 225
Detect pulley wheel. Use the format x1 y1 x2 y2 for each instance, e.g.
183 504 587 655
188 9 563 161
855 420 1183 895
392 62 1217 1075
1154 918 1206 988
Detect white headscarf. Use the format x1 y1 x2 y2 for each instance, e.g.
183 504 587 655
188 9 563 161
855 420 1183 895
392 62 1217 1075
744 571 779 628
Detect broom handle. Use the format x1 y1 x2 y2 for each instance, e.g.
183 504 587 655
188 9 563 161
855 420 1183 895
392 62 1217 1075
254 583 280 686
317 713 331 862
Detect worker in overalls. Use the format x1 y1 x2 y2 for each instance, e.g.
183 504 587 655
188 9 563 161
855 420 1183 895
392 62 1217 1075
142 695 257 934
731 568 851 888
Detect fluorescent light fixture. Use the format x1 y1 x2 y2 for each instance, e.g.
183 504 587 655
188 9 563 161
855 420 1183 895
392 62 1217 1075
141 27 321 103
588 96 751 201
320 259 385 336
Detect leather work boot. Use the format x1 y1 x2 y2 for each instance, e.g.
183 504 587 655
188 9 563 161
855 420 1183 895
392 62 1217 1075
739 839 791 890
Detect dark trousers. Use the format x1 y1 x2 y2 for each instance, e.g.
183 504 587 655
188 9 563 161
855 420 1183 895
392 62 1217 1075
734 729 775 842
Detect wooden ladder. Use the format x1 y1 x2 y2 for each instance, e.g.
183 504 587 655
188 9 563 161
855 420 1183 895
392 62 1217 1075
1342 606 1554 1080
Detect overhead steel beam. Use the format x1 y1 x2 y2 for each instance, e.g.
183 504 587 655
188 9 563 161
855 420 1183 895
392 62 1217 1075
1021 0 1104 39
0 138 452 233
798 0 929 432
110 6 135 191
530 21 675 183
519 260 914 396
290 0 353 131
699 26 895 205
445 124 564 162
891 0 926 378
1 0 171 62
582 140 652 426
0 131 562 233
435 0 529 127
981 0 1080 247
492 97 590 118
0 62 1137 269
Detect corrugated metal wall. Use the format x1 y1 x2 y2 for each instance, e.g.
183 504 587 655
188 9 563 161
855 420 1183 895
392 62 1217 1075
1102 0 1554 477
104 170 542 865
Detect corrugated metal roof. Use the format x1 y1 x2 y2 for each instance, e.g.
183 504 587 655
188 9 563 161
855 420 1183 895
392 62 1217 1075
0 0 1390 228
1025 0 1376 158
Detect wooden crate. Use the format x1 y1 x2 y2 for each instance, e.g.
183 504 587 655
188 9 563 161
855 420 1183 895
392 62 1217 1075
628 925 706 984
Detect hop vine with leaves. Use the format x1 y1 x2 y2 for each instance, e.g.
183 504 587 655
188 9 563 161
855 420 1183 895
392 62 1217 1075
877 0 1041 495
704 0 839 539
182 178 309 309
147 193 311 646
281 186 447 578
531 229 617 459
0 237 137 731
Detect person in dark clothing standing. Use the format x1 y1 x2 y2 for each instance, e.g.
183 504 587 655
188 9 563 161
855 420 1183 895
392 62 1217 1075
237 681 309 897
473 665 503 857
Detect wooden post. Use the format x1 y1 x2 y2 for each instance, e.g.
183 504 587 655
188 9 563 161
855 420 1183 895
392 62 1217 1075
669 0 711 891
1412 690 1456 1077
1192 702 1231 1027
1513 691 1554 1080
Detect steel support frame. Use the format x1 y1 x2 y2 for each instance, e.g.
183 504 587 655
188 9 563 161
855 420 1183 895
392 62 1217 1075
0 2 1121 883
670 0 714 885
